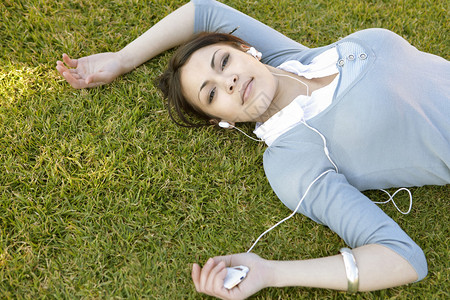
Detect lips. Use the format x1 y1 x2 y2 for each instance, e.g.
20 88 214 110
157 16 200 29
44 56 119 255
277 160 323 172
241 78 253 105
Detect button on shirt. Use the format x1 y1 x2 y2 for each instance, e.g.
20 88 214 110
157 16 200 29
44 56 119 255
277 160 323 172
254 44 371 146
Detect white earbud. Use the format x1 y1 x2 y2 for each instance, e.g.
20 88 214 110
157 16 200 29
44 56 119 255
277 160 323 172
246 47 262 60
218 121 232 128
218 121 263 142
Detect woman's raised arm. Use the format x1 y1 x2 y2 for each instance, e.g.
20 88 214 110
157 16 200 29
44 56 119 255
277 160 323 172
56 2 195 89
56 0 312 89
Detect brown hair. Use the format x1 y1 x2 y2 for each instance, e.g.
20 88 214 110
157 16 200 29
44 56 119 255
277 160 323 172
156 32 248 127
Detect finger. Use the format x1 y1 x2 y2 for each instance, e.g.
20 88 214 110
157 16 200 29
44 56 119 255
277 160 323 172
199 258 215 291
213 255 233 267
192 263 201 292
56 63 69 76
70 72 82 80
205 261 224 289
216 252 257 268
62 53 78 68
61 71 86 89
215 267 229 296
85 72 111 86
63 68 82 77
57 65 87 89
207 261 227 294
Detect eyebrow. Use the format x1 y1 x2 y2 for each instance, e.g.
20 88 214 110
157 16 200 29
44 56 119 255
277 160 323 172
211 49 219 69
197 49 220 101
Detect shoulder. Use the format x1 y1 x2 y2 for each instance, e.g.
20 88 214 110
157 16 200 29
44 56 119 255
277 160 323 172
263 138 336 202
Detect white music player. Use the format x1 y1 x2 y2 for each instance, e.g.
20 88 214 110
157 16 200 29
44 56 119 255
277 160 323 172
223 265 249 289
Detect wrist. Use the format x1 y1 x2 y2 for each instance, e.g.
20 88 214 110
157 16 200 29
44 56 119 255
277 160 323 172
116 49 136 75
265 260 283 287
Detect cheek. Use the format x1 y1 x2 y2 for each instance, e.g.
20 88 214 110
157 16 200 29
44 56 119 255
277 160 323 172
211 101 239 120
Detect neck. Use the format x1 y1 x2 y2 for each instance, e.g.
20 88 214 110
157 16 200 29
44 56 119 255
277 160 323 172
254 65 310 122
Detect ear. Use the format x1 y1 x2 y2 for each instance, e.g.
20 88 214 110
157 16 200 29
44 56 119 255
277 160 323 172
240 44 250 52
241 45 262 61
209 118 220 126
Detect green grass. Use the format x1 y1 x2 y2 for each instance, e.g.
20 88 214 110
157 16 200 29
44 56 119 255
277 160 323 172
0 0 449 298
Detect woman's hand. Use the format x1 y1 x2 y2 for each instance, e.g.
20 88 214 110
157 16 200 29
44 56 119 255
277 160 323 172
56 52 124 89
192 252 271 300
55 2 196 89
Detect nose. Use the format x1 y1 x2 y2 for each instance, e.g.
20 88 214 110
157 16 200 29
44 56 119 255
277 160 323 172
225 74 238 94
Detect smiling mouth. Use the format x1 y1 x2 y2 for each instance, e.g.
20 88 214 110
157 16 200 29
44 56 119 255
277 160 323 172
241 78 253 105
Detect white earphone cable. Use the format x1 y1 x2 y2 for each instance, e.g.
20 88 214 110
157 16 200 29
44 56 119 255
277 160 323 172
271 72 310 96
247 169 335 253
300 120 339 173
229 125 264 142
374 188 413 215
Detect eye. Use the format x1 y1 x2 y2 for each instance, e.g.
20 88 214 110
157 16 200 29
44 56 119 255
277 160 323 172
221 54 229 70
208 87 216 103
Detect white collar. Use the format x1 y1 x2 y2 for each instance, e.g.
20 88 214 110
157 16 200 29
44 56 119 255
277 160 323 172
253 48 339 146
254 96 306 146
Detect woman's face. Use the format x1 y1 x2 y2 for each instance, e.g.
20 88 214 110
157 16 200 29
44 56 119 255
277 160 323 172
180 43 277 123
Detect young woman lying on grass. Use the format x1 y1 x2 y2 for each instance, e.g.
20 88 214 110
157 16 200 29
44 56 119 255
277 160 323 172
56 0 450 299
